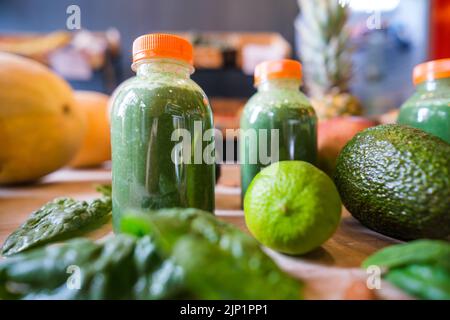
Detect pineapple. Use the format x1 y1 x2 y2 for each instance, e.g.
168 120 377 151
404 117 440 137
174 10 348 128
297 0 362 120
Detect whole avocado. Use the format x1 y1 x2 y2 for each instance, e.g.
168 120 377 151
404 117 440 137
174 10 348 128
334 124 450 240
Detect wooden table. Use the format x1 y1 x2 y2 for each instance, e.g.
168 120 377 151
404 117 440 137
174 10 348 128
0 164 409 300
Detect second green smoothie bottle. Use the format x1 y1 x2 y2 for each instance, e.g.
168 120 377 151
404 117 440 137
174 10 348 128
240 59 317 198
110 34 215 231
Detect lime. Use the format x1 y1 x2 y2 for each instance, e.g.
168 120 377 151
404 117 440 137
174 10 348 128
244 161 342 255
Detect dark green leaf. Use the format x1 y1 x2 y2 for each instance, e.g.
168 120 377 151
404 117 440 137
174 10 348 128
121 208 302 299
362 240 450 271
96 184 112 197
1 188 112 256
0 208 301 299
0 235 186 299
385 264 450 300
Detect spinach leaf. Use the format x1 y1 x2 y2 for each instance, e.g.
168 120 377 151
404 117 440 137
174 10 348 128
96 184 112 198
1 185 112 257
362 240 450 270
0 234 187 299
363 240 450 300
385 264 450 300
121 208 302 299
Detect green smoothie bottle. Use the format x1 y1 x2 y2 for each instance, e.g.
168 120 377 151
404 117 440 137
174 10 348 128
398 58 450 143
110 34 215 231
240 59 317 198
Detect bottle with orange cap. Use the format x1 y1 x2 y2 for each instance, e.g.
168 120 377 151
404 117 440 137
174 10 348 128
240 59 317 199
110 33 215 231
398 58 450 143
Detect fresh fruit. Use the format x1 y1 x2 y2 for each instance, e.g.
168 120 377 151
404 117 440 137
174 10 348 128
69 91 111 168
335 124 450 240
310 91 362 120
0 31 71 62
318 116 377 175
297 0 362 119
0 53 85 184
244 161 341 255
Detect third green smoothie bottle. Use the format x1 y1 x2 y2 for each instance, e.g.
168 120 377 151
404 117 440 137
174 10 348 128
398 58 450 143
240 59 317 198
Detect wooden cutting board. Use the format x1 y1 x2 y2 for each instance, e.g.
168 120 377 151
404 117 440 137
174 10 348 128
0 164 409 300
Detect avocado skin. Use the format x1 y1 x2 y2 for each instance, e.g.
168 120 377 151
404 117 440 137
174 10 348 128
334 124 450 240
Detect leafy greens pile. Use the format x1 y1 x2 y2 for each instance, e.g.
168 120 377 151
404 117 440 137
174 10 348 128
0 208 301 300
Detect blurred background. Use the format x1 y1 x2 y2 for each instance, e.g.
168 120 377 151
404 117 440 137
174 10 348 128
2 0 448 113
0 0 449 168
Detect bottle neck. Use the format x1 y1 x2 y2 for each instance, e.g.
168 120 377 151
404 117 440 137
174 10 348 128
134 58 193 79
257 78 302 92
416 77 450 92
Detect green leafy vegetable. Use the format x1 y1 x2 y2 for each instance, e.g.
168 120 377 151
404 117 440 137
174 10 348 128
121 208 301 299
96 184 112 198
1 185 112 257
0 235 186 299
363 240 450 300
362 240 450 270
0 208 301 300
385 264 450 300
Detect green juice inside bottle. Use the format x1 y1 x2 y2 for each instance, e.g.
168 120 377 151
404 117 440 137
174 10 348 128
110 35 215 232
240 60 317 199
398 77 450 144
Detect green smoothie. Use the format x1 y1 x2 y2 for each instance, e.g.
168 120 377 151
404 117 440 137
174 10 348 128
110 36 215 231
240 75 317 199
398 78 450 144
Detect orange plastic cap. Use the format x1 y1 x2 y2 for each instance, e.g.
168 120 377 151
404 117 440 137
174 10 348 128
254 59 302 86
413 58 450 85
132 33 193 66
